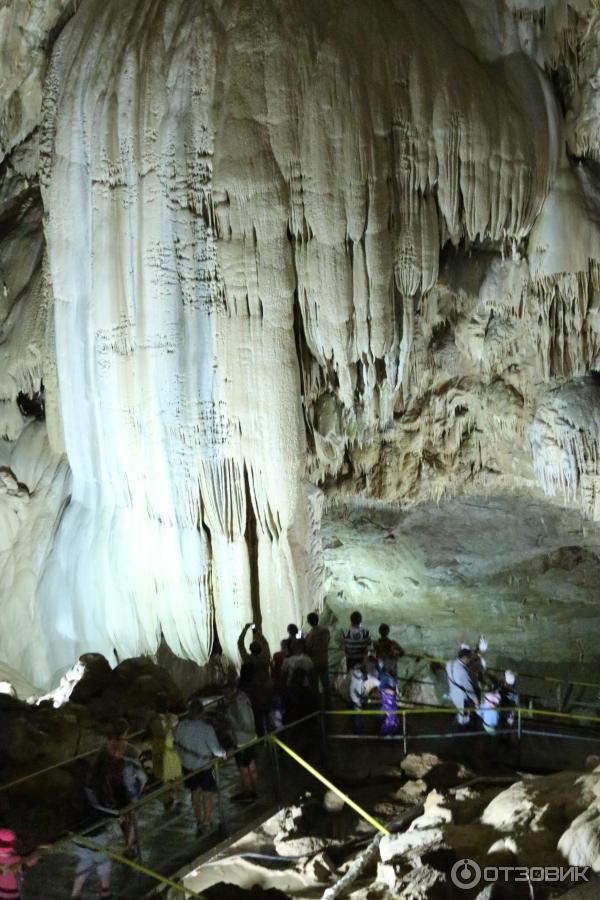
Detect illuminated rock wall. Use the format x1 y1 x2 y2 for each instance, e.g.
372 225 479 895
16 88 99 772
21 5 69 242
1 0 600 686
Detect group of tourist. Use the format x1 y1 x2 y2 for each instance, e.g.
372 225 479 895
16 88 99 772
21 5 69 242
1 613 524 900
237 613 331 732
446 637 520 733
67 688 261 898
234 611 406 738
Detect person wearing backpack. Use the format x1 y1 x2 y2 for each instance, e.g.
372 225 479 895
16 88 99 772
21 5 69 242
71 753 121 900
174 699 227 835
0 829 38 900
105 720 147 860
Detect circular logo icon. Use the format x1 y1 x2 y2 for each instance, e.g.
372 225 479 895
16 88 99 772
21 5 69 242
451 858 482 890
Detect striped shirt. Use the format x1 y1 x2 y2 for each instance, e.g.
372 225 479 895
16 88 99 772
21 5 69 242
343 627 371 665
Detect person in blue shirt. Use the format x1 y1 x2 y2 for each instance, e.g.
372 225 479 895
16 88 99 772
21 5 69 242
175 699 227 835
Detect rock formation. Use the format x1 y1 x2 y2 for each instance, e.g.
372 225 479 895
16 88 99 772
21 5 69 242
1 0 600 687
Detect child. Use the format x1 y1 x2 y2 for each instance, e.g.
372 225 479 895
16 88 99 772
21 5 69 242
477 690 501 736
0 829 38 900
379 671 399 736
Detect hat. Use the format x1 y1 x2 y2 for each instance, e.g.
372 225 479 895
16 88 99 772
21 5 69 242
459 642 471 651
0 828 16 848
504 670 516 686
478 636 488 653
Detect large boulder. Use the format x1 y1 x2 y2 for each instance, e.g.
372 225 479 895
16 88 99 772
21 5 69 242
558 800 600 871
69 653 113 703
401 753 473 790
481 771 595 837
378 862 454 899
76 656 186 729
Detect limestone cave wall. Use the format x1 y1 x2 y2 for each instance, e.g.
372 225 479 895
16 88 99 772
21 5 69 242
1 0 600 687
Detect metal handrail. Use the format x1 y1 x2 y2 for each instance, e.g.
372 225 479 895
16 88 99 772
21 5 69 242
325 706 600 722
17 702 600 900
6 641 600 796
399 650 600 691
32 710 322 853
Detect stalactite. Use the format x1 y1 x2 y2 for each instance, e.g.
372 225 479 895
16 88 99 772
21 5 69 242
2 0 600 684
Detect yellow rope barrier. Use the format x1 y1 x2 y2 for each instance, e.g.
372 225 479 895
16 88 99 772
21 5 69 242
270 735 390 835
403 650 600 691
527 706 600 724
326 707 454 715
544 677 600 689
326 706 600 724
71 834 207 897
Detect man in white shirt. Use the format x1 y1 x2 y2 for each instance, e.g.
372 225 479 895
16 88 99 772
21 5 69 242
175 699 227 834
446 647 479 726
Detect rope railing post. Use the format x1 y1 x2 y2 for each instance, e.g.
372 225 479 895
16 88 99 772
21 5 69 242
402 711 407 756
517 707 522 766
269 732 282 805
215 761 228 837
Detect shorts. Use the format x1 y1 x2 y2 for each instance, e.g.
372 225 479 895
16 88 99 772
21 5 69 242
183 766 217 793
235 747 257 769
73 833 112 878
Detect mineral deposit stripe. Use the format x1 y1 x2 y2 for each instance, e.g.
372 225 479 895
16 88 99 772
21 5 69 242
270 735 390 835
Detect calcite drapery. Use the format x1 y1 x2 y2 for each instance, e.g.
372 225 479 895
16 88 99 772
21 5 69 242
1 0 600 686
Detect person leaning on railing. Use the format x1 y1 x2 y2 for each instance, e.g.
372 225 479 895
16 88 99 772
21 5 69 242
174 698 227 836
446 646 479 726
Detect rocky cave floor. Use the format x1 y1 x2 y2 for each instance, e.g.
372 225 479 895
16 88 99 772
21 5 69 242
13 734 600 900
179 738 600 900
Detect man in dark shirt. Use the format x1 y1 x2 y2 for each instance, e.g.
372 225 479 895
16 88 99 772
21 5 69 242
237 623 272 734
304 612 331 706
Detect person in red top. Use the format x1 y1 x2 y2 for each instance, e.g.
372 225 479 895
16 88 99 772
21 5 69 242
0 829 38 900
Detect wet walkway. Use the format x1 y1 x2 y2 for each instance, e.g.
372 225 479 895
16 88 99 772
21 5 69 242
18 709 600 898
24 738 317 900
